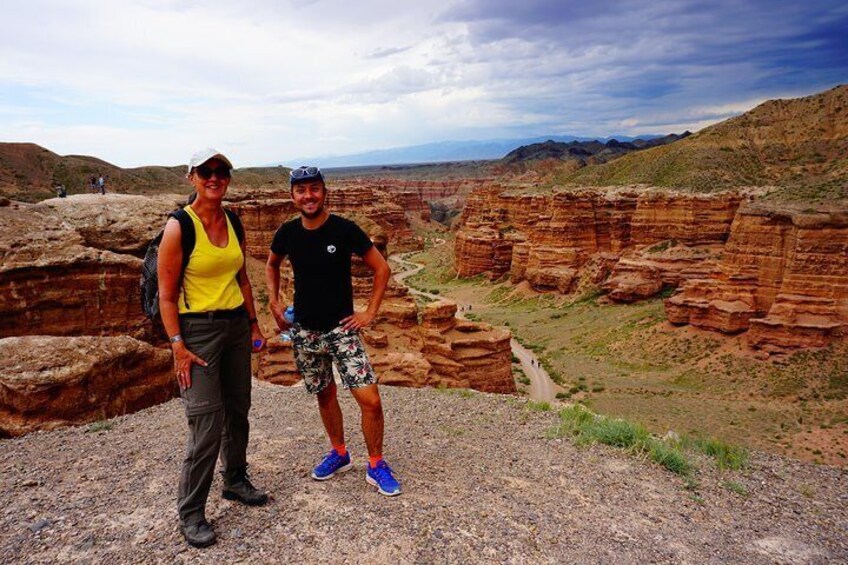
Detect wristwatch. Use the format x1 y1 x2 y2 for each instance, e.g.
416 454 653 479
169 334 183 344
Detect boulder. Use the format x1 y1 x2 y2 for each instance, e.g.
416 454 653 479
0 336 175 436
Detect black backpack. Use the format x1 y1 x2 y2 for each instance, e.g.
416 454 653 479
140 207 245 320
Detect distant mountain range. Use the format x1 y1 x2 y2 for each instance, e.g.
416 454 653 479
502 133 690 165
278 134 671 168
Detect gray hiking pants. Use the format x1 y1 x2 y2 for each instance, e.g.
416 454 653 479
177 315 252 526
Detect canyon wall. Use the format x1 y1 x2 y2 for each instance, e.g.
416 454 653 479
667 205 848 351
456 187 740 291
455 186 847 350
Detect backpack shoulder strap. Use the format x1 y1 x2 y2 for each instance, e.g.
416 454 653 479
169 208 195 269
224 208 245 244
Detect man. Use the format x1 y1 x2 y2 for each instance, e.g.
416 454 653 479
265 165 401 496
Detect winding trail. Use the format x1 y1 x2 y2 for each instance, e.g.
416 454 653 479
391 243 558 402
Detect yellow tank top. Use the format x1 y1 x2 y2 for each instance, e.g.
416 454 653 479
178 206 245 314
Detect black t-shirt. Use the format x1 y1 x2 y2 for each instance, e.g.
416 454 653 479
271 214 373 331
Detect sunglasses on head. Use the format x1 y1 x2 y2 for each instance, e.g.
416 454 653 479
290 166 323 182
194 164 231 180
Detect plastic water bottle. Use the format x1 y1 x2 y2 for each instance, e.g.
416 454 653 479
280 305 295 342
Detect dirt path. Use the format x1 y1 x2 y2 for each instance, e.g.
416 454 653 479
391 248 558 402
2 382 846 563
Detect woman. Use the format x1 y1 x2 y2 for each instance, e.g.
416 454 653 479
158 148 267 548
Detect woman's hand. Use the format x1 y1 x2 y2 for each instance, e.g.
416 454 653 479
251 324 266 352
172 342 208 390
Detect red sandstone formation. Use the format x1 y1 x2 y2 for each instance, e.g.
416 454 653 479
604 243 724 303
0 336 175 436
34 193 182 255
455 188 742 295
256 296 515 393
0 204 151 339
453 186 848 350
667 205 848 350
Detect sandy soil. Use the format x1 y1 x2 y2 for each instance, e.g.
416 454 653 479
1 381 846 563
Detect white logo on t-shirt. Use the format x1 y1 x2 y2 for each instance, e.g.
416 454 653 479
327 245 337 254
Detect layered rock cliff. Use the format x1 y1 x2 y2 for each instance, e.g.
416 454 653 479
256 296 515 394
455 186 847 350
456 187 741 291
667 205 848 351
0 200 158 340
0 336 175 436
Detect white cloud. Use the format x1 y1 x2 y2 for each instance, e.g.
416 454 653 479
0 0 845 166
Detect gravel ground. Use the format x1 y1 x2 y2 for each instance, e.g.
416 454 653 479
2 381 846 564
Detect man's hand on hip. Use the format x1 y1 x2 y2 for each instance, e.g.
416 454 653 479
340 310 375 331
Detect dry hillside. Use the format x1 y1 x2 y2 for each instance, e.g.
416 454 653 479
560 85 848 200
0 143 292 202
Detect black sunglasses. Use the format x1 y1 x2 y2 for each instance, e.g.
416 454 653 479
290 166 323 182
195 164 231 180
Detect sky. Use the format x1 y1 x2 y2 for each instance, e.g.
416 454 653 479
1 0 846 167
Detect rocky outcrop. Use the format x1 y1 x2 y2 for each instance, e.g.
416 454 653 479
667 205 848 349
604 242 724 303
0 336 175 436
456 188 742 295
256 296 515 394
34 194 181 256
454 225 513 280
0 204 149 339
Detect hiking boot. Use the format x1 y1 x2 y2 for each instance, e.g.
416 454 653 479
222 471 268 506
181 520 216 548
311 449 352 480
365 460 402 496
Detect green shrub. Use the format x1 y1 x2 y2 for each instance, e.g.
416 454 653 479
549 405 692 476
526 401 551 412
722 480 748 496
647 439 692 475
86 420 113 433
685 437 749 470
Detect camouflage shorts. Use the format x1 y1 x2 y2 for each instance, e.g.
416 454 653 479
291 324 377 394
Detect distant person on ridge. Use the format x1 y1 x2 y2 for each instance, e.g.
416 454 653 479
55 183 66 198
97 174 106 195
158 148 269 548
265 165 402 497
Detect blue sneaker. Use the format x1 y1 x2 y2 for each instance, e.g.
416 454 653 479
366 460 402 496
311 449 352 480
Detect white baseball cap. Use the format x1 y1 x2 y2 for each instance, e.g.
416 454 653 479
187 148 233 173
